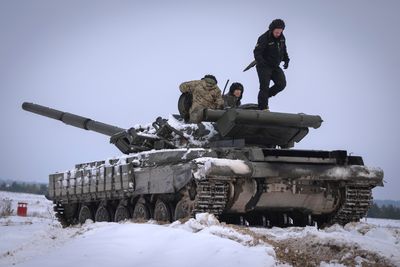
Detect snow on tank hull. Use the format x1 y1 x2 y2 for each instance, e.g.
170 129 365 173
194 152 382 226
48 148 383 227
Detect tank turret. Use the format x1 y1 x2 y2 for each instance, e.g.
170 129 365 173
203 108 322 148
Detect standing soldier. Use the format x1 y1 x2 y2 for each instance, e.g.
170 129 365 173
179 75 224 123
254 19 290 110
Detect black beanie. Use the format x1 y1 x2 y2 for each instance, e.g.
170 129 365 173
229 82 244 101
269 19 285 31
202 74 218 84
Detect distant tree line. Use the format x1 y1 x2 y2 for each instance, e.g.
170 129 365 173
0 181 48 195
373 199 400 208
367 203 400 220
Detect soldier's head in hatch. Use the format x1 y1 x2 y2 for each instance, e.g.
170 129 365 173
269 19 285 38
229 83 244 99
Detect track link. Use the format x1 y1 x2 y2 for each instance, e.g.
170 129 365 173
193 180 229 216
54 202 72 227
330 185 372 225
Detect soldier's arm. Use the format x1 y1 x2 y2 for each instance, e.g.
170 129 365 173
282 35 290 63
179 81 199 93
179 80 198 93
215 87 224 109
253 35 267 66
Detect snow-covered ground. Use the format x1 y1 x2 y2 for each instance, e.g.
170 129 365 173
1 191 399 267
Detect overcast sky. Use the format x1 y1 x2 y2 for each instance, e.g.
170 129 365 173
0 0 399 200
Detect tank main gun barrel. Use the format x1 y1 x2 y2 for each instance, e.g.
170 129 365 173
22 102 179 154
22 102 125 136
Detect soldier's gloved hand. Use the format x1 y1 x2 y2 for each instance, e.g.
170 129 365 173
283 61 289 69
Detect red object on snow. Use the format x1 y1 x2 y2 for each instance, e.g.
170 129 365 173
17 202 28 216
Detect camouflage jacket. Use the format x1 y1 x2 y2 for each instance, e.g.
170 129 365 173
179 78 224 114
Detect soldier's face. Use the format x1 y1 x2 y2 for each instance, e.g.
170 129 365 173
272 28 283 38
233 90 242 97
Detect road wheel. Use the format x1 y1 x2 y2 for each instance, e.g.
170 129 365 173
78 205 93 224
154 199 172 222
174 197 193 221
95 205 111 222
114 205 130 222
132 201 151 221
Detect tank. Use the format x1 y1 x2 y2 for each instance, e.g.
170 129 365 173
22 102 383 227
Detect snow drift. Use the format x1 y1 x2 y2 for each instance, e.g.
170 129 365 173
0 191 399 267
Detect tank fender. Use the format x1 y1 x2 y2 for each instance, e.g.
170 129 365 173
173 163 195 191
191 158 383 186
133 163 194 194
250 162 383 184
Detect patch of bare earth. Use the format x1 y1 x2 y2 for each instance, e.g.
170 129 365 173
229 225 394 267
272 236 394 267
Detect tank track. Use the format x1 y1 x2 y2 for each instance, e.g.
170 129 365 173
329 185 372 225
193 179 229 217
52 182 372 228
192 181 373 227
53 202 70 227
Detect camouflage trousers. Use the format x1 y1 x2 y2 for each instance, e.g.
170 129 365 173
189 107 204 123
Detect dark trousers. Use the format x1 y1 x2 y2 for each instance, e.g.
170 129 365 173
256 65 287 109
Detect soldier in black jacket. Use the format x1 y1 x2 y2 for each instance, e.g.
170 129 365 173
254 19 289 110
223 82 244 108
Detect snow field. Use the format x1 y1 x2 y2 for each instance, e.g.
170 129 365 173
1 191 399 267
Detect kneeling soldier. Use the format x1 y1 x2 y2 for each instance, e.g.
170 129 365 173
179 74 224 123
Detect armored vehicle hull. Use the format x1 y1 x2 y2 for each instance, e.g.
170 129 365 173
48 147 382 227
22 102 383 227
